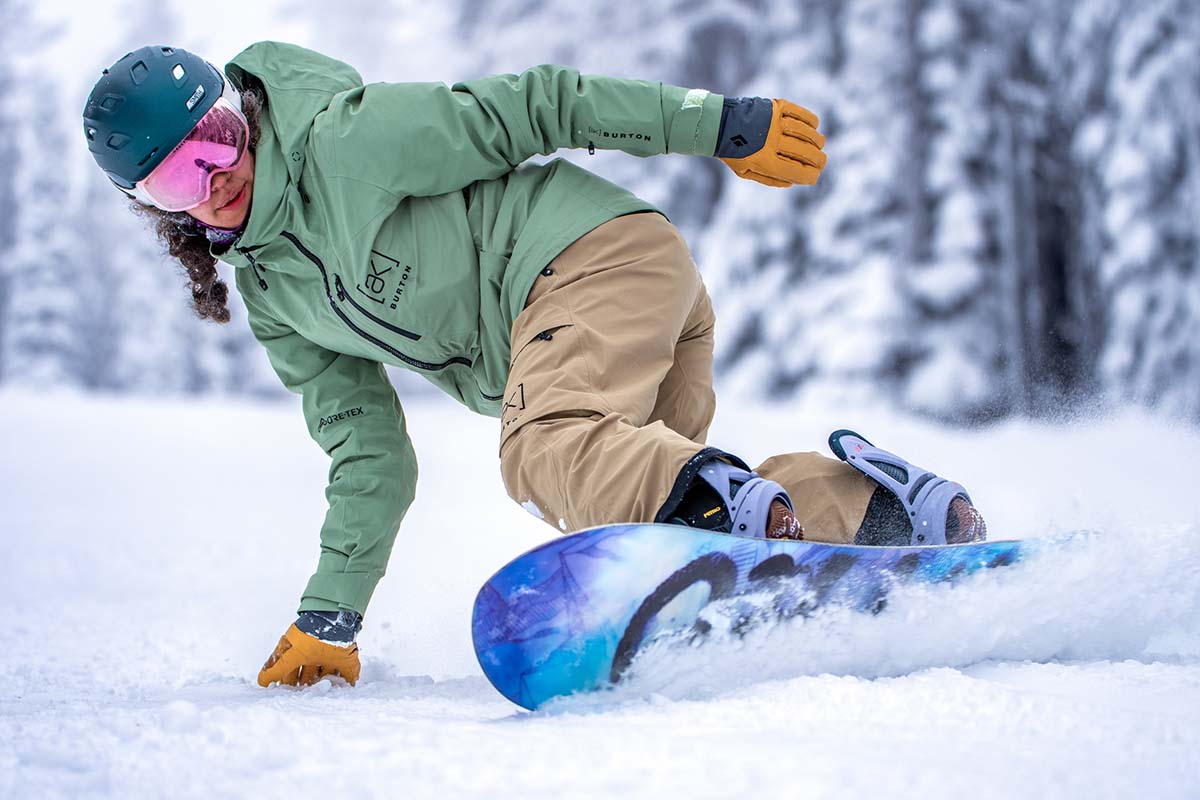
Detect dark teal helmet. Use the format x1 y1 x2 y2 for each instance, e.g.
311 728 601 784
83 45 226 191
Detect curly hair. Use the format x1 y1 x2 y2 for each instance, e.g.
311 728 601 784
129 86 265 324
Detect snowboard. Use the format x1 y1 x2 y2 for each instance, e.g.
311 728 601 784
472 523 1055 710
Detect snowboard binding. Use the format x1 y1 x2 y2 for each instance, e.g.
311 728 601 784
693 459 794 538
829 429 986 546
659 450 798 539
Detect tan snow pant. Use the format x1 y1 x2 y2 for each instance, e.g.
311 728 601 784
498 212 876 542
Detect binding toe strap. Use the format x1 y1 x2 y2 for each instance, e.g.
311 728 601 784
829 429 970 546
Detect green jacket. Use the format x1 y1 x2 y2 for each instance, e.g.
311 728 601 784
219 41 725 614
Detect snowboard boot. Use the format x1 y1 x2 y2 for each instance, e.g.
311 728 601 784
656 449 804 540
828 429 986 546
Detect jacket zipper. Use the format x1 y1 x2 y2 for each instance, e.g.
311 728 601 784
333 275 421 341
275 231 501 402
236 244 270 290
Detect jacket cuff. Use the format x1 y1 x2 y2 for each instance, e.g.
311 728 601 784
663 87 725 156
299 569 383 616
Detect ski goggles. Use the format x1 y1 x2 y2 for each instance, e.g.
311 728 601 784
125 86 249 212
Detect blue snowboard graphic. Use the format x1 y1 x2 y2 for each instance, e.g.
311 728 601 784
473 523 1052 710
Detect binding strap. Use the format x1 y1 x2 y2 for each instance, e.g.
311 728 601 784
829 429 970 546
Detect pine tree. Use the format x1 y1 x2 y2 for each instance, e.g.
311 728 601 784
1091 0 1200 419
4 72 78 386
0 0 30 382
71 181 123 390
1003 0 1110 414
900 0 1019 420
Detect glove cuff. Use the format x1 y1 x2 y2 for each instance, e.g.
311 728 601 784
296 610 362 644
714 97 773 159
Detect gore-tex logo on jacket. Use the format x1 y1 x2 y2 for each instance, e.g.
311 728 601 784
318 406 365 432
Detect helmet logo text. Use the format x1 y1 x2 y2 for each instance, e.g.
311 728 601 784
185 84 205 112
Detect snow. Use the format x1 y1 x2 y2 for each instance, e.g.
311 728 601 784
520 499 546 520
2 388 1199 799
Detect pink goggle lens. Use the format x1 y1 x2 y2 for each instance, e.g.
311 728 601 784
137 99 248 212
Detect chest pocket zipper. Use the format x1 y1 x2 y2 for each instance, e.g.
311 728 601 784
275 231 503 401
333 275 421 341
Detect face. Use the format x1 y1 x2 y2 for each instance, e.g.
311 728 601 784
186 149 255 229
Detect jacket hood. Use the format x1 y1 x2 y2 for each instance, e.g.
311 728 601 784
221 41 363 251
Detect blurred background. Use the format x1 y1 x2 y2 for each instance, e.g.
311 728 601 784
2 0 1197 424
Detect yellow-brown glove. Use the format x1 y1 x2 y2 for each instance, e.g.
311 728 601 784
257 623 362 687
715 97 827 187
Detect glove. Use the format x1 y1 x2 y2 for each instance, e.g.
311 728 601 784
257 611 363 687
715 96 827 187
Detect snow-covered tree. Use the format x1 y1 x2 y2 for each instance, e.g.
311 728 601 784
899 0 1020 420
4 72 80 386
1089 0 1200 419
0 0 31 382
70 180 124 390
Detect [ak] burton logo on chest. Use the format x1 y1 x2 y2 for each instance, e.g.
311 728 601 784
356 250 414 311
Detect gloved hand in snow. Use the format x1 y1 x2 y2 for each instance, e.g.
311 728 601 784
715 97 827 187
257 610 363 687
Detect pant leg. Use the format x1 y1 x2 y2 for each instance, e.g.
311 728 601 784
754 453 876 544
645 282 717 445
499 212 709 531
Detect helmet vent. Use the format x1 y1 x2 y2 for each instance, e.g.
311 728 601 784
86 45 222 190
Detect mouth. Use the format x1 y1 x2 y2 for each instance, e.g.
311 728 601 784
218 185 246 211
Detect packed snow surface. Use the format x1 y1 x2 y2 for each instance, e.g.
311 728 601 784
2 389 1198 799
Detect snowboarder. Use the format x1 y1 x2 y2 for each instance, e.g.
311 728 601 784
83 42 986 688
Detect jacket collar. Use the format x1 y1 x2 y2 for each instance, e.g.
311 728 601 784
213 41 364 262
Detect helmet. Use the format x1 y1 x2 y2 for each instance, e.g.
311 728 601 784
83 45 227 191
